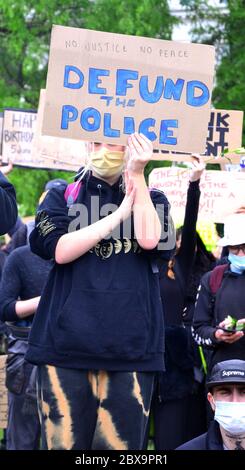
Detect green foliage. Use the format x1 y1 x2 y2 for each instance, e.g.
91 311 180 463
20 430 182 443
180 0 245 141
0 0 177 216
0 0 91 109
144 158 172 184
0 0 177 109
8 167 72 216
83 0 178 38
212 0 245 125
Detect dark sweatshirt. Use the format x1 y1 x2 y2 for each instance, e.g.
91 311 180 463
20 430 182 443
159 180 201 327
157 180 203 401
192 267 245 364
0 171 18 235
26 172 174 372
0 245 51 324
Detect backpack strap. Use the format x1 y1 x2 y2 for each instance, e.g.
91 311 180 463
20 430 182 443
209 263 229 295
64 181 82 207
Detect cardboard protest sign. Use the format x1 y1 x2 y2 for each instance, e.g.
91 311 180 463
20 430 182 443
0 355 8 429
2 109 37 166
149 167 245 223
42 25 215 153
151 109 244 163
32 89 86 171
0 112 3 156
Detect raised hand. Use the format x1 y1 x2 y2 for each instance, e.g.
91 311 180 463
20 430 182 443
126 133 153 176
189 154 205 182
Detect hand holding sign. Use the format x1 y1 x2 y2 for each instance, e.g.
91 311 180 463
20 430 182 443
126 133 153 175
189 154 206 182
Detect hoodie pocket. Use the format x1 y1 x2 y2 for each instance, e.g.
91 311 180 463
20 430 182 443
51 288 149 360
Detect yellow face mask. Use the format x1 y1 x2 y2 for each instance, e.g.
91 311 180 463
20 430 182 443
90 147 125 178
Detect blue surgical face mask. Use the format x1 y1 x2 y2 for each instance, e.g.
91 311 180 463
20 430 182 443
214 401 245 434
228 253 245 274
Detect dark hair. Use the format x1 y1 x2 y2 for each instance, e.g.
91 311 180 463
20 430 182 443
215 223 224 238
176 226 182 241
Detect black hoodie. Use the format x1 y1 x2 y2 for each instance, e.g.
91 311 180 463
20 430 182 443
0 171 17 235
26 172 173 372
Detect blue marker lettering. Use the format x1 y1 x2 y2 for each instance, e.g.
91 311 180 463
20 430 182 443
139 76 164 103
104 113 120 137
187 81 209 107
63 65 84 89
124 117 135 135
61 105 78 129
80 108 101 131
88 68 109 94
164 79 184 101
139 119 157 141
116 69 139 96
160 120 178 145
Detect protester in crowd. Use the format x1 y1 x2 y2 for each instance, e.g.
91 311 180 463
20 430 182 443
0 164 17 235
4 179 67 255
150 155 217 450
0 237 8 361
177 359 245 450
192 213 245 369
0 238 7 281
0 244 52 450
0 237 8 451
26 133 174 450
7 216 25 239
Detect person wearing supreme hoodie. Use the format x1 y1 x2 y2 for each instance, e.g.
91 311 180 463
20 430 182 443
26 133 174 450
0 170 17 235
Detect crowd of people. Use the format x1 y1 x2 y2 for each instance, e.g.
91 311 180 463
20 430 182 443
0 133 244 451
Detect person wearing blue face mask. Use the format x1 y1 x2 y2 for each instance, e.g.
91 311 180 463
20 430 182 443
192 213 245 368
227 245 245 273
176 359 245 450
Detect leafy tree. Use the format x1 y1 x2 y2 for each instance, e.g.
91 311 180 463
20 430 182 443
0 0 92 216
0 0 92 109
211 0 245 127
8 167 71 217
180 0 245 141
0 0 178 215
0 0 177 110
84 0 177 38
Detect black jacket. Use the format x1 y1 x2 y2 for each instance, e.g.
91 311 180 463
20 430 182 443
159 180 201 327
176 420 223 450
157 180 203 400
0 246 51 324
0 245 52 355
192 267 245 365
0 172 17 235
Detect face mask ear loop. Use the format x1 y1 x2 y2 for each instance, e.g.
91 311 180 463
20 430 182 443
76 142 94 183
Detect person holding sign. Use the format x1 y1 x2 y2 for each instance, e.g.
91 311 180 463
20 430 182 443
26 132 174 450
0 163 17 235
149 155 214 450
